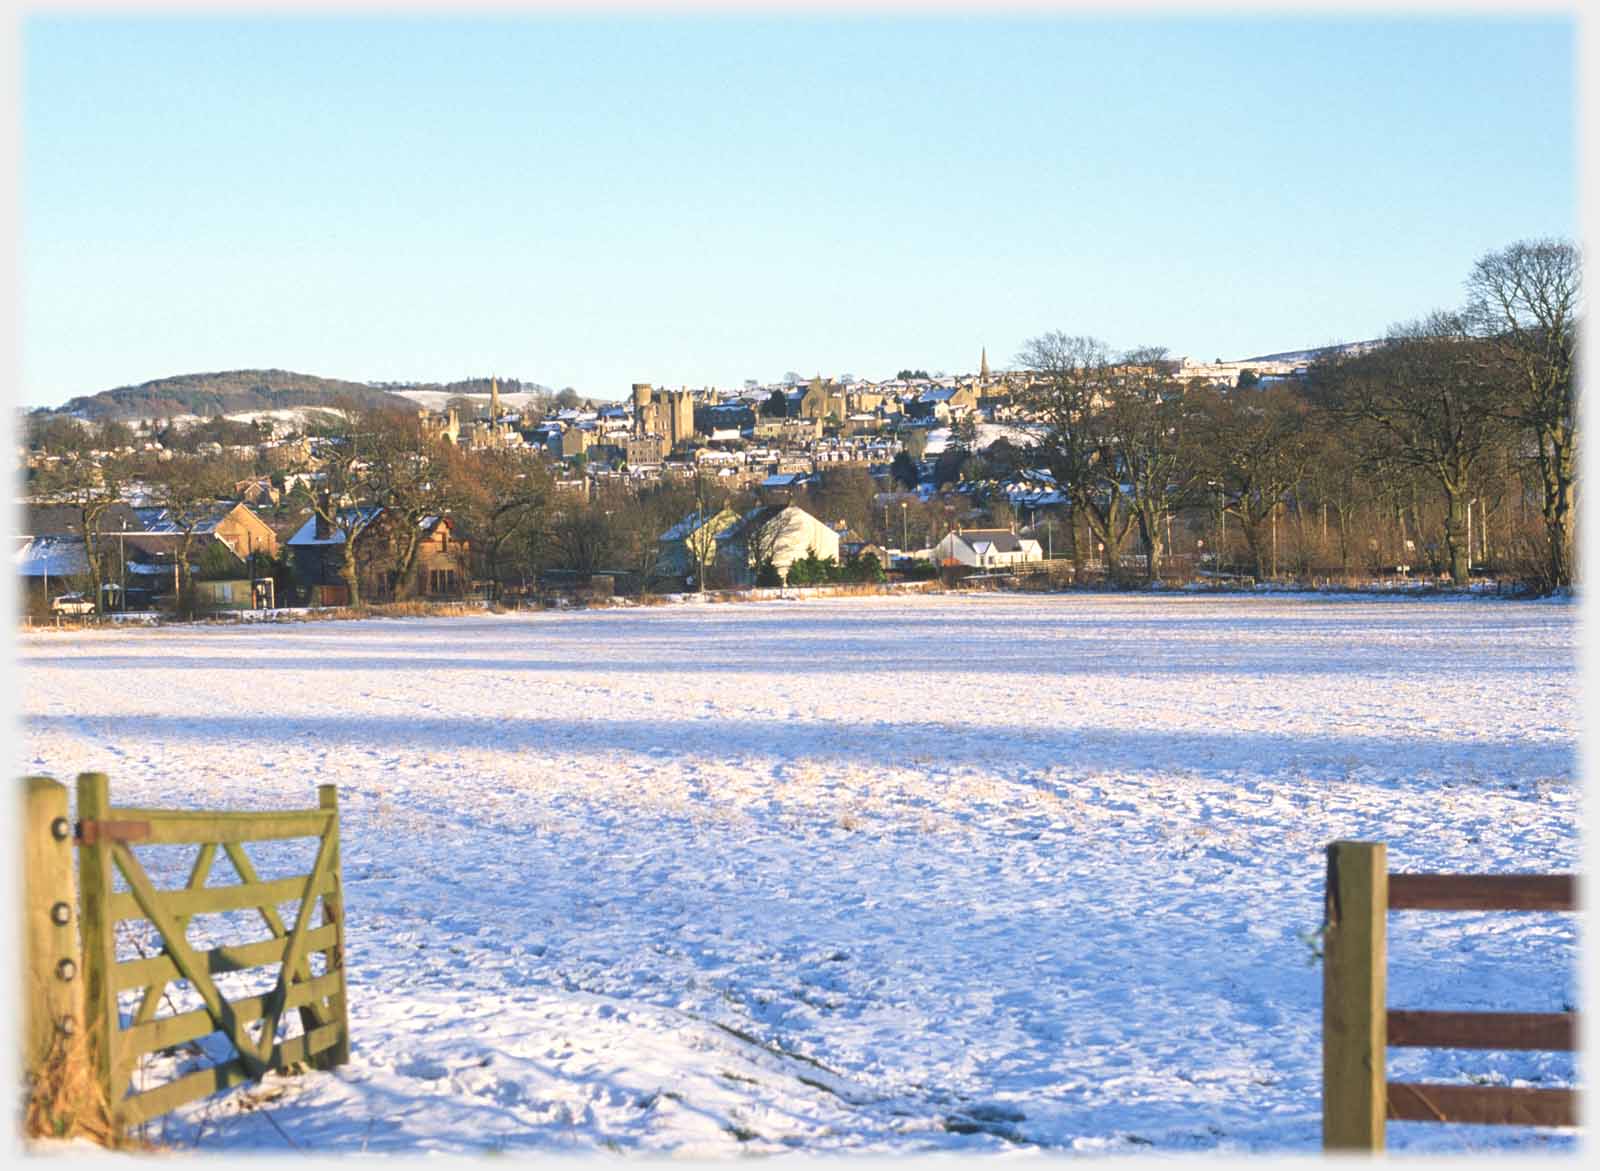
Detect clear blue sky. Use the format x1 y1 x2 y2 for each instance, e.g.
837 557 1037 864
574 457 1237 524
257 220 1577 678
21 12 1576 408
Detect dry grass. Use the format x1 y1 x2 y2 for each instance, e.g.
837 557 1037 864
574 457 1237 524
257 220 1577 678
363 600 488 619
22 1026 118 1149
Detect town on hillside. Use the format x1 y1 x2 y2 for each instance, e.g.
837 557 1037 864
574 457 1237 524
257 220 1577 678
17 257 1578 622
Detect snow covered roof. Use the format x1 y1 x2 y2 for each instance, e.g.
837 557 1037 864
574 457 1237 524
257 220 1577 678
133 502 238 535
660 510 726 543
286 506 384 546
952 529 1026 554
16 535 90 577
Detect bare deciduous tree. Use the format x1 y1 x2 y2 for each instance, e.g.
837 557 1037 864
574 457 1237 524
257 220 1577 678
1465 237 1581 587
31 454 136 613
366 410 454 600
139 453 249 615
1104 347 1198 580
1191 384 1314 579
1016 333 1135 578
450 448 552 599
286 401 379 606
1311 315 1511 585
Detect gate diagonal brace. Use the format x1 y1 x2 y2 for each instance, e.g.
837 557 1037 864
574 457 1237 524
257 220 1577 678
111 843 270 1079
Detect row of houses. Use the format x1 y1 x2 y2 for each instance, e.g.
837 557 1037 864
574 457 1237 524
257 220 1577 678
17 501 282 611
16 497 473 612
19 471 1053 614
653 500 1043 588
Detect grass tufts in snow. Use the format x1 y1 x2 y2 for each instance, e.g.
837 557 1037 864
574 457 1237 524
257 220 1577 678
23 1024 118 1149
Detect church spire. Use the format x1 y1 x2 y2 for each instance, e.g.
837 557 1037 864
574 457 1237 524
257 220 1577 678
490 375 501 422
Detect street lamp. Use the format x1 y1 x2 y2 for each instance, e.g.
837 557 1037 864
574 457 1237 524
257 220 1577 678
900 501 908 551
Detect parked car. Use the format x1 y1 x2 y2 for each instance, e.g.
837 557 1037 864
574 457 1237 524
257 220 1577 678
50 593 95 615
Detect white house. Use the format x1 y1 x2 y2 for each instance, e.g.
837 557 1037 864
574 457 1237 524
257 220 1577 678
656 508 740 580
716 502 841 585
931 528 1044 569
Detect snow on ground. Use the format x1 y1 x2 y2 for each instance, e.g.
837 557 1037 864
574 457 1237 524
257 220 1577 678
976 421 1042 450
924 422 1042 457
17 594 1580 1155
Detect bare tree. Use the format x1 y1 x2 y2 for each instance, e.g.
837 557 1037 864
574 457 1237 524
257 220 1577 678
546 499 615 580
450 448 552 598
139 454 249 615
365 410 454 600
811 466 878 540
1104 347 1198 580
285 401 378 606
1465 237 1581 587
681 471 737 591
1016 333 1135 578
30 454 135 613
1191 384 1314 579
741 505 801 584
1311 314 1511 584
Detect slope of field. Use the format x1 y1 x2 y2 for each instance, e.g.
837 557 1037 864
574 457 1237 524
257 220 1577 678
17 595 1580 1155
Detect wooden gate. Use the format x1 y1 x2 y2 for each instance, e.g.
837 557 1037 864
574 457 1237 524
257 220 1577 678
1322 840 1579 1151
22 771 350 1137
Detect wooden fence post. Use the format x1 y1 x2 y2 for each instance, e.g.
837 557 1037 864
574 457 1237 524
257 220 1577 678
22 777 85 1076
1323 840 1388 1151
317 784 351 1069
75 771 121 1131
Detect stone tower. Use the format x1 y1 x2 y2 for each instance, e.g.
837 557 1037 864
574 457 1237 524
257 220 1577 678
980 347 990 383
632 383 654 436
667 389 694 447
490 375 501 422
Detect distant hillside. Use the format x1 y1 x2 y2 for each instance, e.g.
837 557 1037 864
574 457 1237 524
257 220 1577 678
371 376 551 399
53 369 422 422
1234 340 1384 365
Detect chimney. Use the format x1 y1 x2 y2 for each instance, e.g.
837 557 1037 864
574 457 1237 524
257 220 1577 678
314 494 333 541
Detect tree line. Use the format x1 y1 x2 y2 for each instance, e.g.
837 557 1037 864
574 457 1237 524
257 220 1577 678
1013 238 1580 589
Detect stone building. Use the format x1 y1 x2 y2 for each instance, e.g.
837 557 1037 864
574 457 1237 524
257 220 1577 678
799 376 847 422
632 383 696 450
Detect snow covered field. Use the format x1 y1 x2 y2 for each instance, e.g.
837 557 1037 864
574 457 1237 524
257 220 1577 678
18 594 1581 1155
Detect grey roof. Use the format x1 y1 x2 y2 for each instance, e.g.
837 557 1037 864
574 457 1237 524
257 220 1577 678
22 502 145 537
953 529 1025 554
